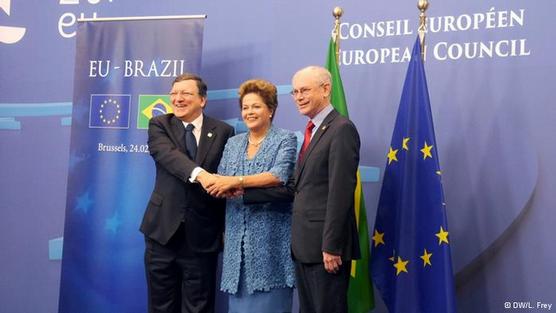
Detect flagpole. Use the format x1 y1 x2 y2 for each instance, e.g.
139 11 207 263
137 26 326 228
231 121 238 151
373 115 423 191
417 0 429 61
332 7 343 64
331 5 354 272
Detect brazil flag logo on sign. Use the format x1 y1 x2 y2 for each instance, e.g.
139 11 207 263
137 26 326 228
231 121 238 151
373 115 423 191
137 95 173 129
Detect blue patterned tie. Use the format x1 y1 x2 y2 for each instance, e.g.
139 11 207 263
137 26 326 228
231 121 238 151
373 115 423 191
184 123 197 159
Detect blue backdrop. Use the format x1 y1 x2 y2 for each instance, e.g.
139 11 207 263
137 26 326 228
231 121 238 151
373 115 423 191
58 17 204 313
1 1 554 312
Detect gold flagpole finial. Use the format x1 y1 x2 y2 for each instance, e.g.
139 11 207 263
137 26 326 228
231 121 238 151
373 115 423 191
417 0 429 61
332 7 343 64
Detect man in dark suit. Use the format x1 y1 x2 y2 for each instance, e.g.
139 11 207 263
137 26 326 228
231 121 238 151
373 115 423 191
290 66 361 313
140 73 234 313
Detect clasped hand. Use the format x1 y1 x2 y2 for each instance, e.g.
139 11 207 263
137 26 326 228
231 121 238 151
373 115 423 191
197 171 243 198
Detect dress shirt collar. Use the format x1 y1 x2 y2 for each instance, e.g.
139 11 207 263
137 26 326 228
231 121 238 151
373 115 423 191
181 113 203 131
181 113 203 144
310 104 333 138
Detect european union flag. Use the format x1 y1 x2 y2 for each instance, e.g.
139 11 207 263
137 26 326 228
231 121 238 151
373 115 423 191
89 94 131 129
370 38 457 313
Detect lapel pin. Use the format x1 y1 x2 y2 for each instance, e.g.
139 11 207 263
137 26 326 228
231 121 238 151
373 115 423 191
207 132 213 138
321 125 327 130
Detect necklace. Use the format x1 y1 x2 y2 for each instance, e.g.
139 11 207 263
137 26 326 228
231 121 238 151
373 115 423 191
248 135 266 147
248 131 268 147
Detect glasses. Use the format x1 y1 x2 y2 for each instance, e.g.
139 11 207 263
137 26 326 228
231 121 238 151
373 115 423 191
290 87 313 98
290 83 327 98
169 90 199 98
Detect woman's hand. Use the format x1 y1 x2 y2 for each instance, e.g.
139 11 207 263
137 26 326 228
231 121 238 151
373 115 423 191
220 188 245 199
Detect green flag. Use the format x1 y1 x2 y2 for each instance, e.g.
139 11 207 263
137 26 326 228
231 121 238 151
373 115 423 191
326 37 375 313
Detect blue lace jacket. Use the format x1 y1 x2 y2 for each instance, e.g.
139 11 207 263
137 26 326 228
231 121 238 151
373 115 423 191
218 127 297 295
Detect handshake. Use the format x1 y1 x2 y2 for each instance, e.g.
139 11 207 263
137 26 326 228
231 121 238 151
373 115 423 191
196 171 244 198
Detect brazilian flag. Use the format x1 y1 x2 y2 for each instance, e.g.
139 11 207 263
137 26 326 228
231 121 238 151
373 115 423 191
137 95 172 129
326 37 375 313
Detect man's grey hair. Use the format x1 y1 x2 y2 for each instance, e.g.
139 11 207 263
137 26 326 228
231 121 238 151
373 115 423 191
294 66 332 86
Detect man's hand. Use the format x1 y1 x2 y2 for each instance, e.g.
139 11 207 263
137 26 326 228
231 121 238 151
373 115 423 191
322 251 342 273
196 170 217 190
206 176 241 197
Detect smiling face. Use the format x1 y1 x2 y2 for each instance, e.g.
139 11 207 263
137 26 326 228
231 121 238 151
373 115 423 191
241 93 273 133
291 68 331 119
169 79 206 122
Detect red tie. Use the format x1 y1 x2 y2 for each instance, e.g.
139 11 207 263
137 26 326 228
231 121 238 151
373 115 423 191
299 120 315 162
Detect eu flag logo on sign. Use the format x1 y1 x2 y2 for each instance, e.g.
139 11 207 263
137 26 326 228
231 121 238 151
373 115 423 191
370 38 457 313
137 95 172 129
89 94 131 129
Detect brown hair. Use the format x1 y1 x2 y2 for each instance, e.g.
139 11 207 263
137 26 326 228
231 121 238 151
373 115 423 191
238 79 278 121
173 73 207 98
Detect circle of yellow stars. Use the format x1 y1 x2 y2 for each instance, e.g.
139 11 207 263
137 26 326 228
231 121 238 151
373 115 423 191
99 98 121 125
378 136 450 276
373 226 450 275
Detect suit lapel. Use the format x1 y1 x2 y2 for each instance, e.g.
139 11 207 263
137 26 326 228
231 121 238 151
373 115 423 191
295 110 339 184
196 115 217 165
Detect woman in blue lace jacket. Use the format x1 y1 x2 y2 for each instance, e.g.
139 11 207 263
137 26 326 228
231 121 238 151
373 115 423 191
205 79 297 313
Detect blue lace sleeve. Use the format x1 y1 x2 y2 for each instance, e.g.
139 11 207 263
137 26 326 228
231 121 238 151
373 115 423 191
268 131 297 184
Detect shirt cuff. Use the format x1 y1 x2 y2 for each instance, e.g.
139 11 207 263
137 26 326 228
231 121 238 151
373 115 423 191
189 167 204 183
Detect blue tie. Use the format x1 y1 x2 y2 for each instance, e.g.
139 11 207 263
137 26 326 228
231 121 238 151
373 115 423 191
184 123 197 160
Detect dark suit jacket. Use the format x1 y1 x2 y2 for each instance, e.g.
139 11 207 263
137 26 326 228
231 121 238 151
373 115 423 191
140 113 234 253
291 109 361 263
